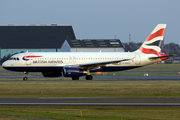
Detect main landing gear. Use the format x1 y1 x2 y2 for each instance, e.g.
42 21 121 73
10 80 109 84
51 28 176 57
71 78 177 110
23 71 28 81
71 75 93 80
85 70 93 80
86 75 93 80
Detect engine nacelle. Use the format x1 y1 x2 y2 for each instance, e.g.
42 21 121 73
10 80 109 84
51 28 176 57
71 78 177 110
42 72 62 77
62 67 87 77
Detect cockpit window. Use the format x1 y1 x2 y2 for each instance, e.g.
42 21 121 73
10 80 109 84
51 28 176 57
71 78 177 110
9 57 19 61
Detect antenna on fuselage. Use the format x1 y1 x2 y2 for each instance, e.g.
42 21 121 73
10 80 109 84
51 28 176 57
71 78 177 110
26 50 28 53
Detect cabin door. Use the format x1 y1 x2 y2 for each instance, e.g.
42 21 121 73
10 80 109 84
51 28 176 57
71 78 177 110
24 54 31 65
135 53 141 65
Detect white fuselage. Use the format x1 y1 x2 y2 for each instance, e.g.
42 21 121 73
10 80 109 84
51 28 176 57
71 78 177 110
2 51 159 72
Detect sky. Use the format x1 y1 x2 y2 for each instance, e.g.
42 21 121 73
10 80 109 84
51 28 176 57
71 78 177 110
0 0 180 45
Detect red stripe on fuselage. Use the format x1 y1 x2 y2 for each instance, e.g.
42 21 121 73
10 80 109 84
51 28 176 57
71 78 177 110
146 28 166 41
23 56 43 59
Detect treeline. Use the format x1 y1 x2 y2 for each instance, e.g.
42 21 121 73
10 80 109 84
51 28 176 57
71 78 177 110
1 54 12 64
0 51 24 64
123 42 180 56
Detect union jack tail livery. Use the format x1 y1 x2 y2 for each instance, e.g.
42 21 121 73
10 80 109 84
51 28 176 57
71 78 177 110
138 24 166 55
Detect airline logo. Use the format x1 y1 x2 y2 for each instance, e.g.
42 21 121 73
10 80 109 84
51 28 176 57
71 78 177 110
22 55 43 61
145 28 165 42
145 40 161 47
139 24 166 56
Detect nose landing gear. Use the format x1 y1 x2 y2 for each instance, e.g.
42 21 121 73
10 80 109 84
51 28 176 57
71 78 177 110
23 71 28 81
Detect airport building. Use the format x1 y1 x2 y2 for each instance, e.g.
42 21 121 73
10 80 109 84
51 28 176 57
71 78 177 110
0 24 76 58
61 39 125 52
0 24 125 60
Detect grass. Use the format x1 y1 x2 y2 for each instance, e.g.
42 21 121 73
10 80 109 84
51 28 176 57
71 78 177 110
96 72 180 76
0 64 180 119
0 106 180 120
128 63 180 71
0 66 8 71
0 81 180 98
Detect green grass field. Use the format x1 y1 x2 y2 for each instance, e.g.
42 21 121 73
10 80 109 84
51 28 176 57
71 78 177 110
0 80 179 120
0 106 180 120
127 63 180 71
0 81 180 98
0 64 180 119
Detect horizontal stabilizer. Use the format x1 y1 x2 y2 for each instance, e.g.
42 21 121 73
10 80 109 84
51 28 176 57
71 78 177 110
149 54 176 60
149 56 169 60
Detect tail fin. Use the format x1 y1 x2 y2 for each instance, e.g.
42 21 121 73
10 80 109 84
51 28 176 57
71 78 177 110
137 24 166 55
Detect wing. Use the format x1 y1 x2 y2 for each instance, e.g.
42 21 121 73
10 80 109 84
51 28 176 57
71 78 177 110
67 58 133 70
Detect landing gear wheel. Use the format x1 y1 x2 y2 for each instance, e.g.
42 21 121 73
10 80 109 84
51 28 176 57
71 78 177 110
23 71 28 81
86 75 93 80
23 77 28 81
72 76 79 80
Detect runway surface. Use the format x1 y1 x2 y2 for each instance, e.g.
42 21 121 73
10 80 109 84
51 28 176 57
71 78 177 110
0 71 179 73
0 75 180 81
0 71 180 81
0 97 180 106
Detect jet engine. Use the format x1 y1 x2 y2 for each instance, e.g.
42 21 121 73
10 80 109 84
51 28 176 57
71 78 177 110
62 67 87 77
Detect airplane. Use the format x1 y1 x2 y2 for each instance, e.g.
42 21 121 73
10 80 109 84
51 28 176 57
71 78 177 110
2 24 170 80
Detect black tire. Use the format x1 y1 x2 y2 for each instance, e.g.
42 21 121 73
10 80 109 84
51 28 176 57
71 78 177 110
72 76 79 80
86 75 93 80
23 77 28 81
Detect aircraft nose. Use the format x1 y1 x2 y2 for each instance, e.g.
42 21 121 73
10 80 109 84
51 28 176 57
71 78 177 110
2 61 9 68
2 62 6 68
2 60 15 71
